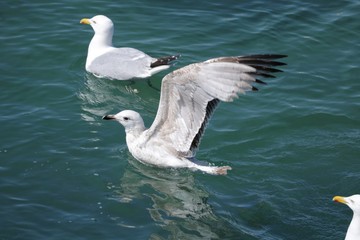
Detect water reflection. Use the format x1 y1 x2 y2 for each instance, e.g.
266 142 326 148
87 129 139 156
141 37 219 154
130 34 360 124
78 74 144 122
110 158 248 239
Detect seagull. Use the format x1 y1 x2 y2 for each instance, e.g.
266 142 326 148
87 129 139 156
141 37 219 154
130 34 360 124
80 15 180 80
103 54 287 175
333 195 360 240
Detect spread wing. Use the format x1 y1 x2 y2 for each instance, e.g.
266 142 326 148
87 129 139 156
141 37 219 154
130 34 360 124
145 54 286 157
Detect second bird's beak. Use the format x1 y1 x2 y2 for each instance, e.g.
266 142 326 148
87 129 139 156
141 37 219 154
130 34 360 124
333 196 347 204
80 18 91 25
103 115 116 120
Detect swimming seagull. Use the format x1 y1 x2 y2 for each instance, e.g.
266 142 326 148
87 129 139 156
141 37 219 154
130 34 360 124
333 195 360 240
80 15 180 80
103 54 287 175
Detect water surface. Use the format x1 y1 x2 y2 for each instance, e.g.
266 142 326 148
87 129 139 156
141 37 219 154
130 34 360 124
1 0 359 239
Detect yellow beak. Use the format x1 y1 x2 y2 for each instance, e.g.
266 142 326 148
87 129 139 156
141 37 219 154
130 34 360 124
80 18 91 24
333 196 347 204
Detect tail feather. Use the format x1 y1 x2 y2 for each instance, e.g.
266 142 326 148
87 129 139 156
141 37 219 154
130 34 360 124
192 164 232 175
150 54 181 68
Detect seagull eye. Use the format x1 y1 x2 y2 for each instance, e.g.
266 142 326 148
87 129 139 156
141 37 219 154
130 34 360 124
92 20 97 24
123 117 130 121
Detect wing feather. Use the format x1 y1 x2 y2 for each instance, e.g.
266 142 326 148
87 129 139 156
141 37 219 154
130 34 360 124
88 48 153 79
144 54 286 157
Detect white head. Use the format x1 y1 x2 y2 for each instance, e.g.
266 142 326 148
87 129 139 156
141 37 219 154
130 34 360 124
103 110 145 133
334 194 360 214
80 15 114 36
80 15 115 67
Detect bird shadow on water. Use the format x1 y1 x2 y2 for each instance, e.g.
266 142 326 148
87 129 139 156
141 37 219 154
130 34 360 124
107 157 255 240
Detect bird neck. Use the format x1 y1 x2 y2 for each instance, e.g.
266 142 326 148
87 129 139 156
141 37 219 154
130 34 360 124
345 213 360 240
91 32 113 48
125 123 146 138
125 125 146 153
86 33 113 69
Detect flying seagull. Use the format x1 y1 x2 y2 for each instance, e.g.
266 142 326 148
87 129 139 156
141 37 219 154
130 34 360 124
103 54 287 175
333 195 360 240
80 15 180 80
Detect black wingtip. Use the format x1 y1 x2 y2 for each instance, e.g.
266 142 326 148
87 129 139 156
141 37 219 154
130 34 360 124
249 65 284 73
237 54 287 74
255 79 267 85
255 73 276 78
150 54 181 68
237 54 287 92
252 86 259 91
240 54 288 59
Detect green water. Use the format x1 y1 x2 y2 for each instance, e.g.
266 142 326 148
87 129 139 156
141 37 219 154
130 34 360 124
1 1 359 239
